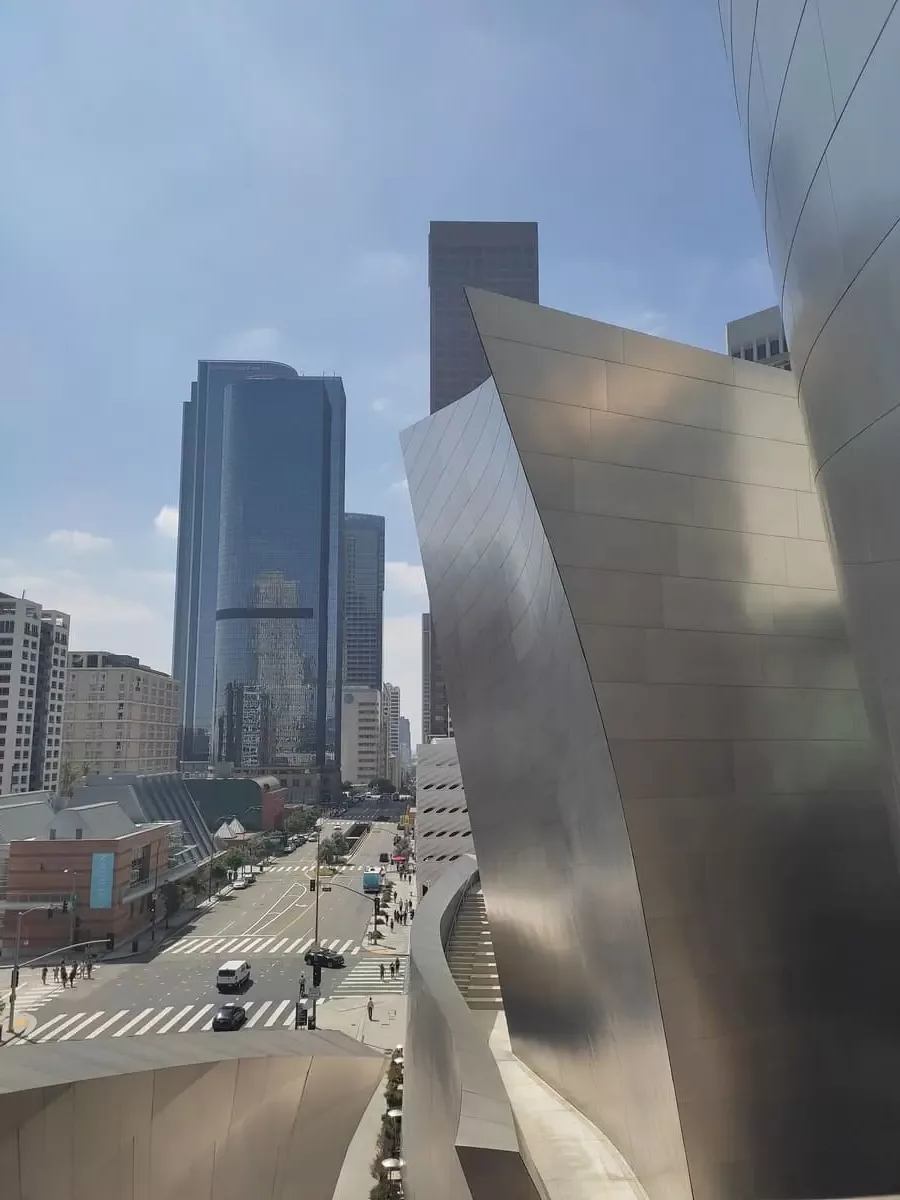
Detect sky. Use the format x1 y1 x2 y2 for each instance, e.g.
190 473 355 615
0 0 777 746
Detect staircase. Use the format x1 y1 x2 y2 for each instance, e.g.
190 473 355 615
446 887 503 1010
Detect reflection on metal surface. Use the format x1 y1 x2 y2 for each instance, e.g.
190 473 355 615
404 856 541 1200
721 3 900 833
401 289 900 1199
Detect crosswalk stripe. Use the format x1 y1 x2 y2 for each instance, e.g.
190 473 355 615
27 1012 78 1041
337 939 353 955
203 938 227 952
284 937 305 954
283 1009 296 1027
228 938 254 952
269 938 289 953
180 1003 214 1032
86 1009 130 1039
246 1001 272 1027
57 1012 107 1041
240 937 264 952
134 1007 173 1036
38 1012 88 1042
217 938 243 953
157 1004 194 1034
167 940 198 955
265 1000 292 1027
113 1008 155 1037
351 945 361 955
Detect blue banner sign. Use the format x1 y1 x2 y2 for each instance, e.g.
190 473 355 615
89 852 116 910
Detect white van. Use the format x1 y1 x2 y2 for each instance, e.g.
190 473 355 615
217 960 251 992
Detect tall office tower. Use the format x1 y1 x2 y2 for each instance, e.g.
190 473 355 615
30 608 70 791
342 513 385 690
429 220 539 415
63 651 180 774
421 613 452 742
398 715 411 769
212 376 345 795
381 681 400 784
0 592 69 795
726 305 791 370
173 359 298 766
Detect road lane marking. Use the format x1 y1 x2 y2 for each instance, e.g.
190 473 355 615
229 938 255 952
180 1003 214 1032
337 939 353 955
29 1012 84 1041
113 1008 155 1037
37 1012 88 1042
133 1007 173 1036
157 1005 194 1033
351 945 361 955
57 1012 108 1041
215 938 243 953
269 938 289 953
283 1010 296 1027
264 1000 292 1027
246 1001 272 1027
86 1009 131 1039
284 937 305 954
200 938 227 953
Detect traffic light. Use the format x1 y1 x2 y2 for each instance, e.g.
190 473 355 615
374 895 380 918
106 934 114 951
309 878 316 893
312 964 322 989
12 968 19 988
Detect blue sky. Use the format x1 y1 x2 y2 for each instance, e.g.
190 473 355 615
0 0 777 742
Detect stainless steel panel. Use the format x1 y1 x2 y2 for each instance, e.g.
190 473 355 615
520 451 574 511
502 392 590 458
817 0 897 112
468 285 625 363
690 474 799 538
573 458 695 525
622 328 735 385
481 335 608 408
403 289 900 1199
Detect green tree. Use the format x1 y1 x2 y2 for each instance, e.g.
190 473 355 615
318 837 337 865
284 808 316 835
368 778 396 795
223 848 247 876
161 881 183 918
332 832 349 858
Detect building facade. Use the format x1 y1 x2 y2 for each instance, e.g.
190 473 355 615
725 304 790 369
340 687 381 787
212 376 346 791
402 289 900 1200
421 613 452 744
380 681 400 783
414 738 471 896
342 513 384 690
0 593 69 796
63 652 180 775
173 359 299 765
722 4 900 885
429 220 539 415
398 715 411 772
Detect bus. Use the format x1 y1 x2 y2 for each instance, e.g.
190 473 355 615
362 868 382 895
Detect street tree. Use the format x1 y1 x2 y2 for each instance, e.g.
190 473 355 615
57 759 80 799
318 837 337 865
161 881 183 917
222 848 247 876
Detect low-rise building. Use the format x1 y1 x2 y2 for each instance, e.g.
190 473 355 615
183 774 287 833
340 687 381 786
0 790 186 956
62 651 180 775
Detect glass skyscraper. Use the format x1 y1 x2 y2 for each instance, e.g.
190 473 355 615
173 359 298 764
342 513 385 691
211 375 346 774
428 220 539 415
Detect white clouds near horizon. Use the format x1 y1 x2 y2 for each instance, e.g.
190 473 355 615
46 529 113 553
154 505 179 539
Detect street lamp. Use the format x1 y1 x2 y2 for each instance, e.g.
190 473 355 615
8 904 51 1035
62 868 77 946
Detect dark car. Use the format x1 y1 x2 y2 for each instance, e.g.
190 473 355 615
212 1003 247 1031
379 852 390 863
304 945 346 969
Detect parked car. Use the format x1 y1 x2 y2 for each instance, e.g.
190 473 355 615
304 945 346 969
379 852 390 863
233 877 250 890
212 1004 247 1031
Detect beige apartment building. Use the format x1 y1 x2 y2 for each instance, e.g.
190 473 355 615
62 651 180 776
340 686 382 786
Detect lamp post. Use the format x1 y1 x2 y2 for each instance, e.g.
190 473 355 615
8 904 51 1035
62 868 77 946
313 823 322 946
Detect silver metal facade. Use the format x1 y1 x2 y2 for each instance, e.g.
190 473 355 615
721 2 900 829
415 738 472 896
401 289 900 1199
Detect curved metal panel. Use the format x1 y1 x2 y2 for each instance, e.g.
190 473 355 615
404 856 541 1200
724 5 900 871
404 288 900 1199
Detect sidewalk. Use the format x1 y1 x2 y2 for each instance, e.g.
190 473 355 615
364 869 417 956
319 993 407 1052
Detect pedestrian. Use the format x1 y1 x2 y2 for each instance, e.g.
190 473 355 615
410 906 414 920
41 966 48 985
380 962 385 981
367 996 374 1020
389 919 394 932
59 966 66 989
52 963 59 983
86 958 93 980
394 957 400 975
389 962 395 979
68 965 76 986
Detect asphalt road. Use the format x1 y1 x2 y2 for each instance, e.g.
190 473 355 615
7 822 408 1044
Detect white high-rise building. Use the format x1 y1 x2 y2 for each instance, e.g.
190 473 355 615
340 686 381 786
381 682 400 786
62 651 180 775
0 593 70 795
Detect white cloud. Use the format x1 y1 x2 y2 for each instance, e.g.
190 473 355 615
47 529 113 553
389 478 409 494
352 250 417 289
385 560 427 603
154 505 179 539
383 615 422 749
371 398 390 415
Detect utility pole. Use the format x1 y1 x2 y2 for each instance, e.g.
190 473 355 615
313 824 321 946
8 904 51 1034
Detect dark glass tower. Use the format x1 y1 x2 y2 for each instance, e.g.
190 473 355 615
428 220 539 415
172 360 298 764
343 514 385 691
212 376 346 773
